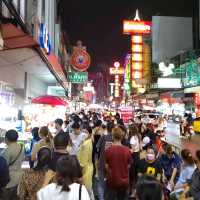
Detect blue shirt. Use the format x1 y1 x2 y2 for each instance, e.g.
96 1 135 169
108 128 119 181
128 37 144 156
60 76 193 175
160 152 181 181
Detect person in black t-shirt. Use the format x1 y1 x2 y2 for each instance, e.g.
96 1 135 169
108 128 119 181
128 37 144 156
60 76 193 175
50 132 69 171
137 146 162 181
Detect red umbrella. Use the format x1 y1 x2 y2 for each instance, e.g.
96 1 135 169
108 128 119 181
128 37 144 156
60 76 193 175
31 95 68 106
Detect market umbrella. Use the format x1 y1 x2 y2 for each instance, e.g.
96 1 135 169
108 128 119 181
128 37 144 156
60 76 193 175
31 95 68 106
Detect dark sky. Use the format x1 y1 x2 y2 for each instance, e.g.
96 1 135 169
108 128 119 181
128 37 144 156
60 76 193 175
60 0 193 68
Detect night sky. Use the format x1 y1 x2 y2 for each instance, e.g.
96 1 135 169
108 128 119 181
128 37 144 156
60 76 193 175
60 0 193 69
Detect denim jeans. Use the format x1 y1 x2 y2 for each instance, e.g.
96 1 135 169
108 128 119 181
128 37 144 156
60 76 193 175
93 175 106 200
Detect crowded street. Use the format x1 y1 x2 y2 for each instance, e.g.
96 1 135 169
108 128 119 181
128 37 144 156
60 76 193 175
1 0 200 200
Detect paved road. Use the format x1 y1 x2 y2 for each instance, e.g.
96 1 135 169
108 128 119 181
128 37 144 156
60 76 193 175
165 121 200 156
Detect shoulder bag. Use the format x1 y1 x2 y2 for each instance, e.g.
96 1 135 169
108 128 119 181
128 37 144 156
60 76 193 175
79 184 82 200
9 144 23 166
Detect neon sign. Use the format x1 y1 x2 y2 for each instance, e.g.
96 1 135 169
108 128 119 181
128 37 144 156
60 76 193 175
123 20 151 35
123 10 151 91
109 68 124 75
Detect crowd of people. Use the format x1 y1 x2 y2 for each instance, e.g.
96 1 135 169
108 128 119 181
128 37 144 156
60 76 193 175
0 111 199 200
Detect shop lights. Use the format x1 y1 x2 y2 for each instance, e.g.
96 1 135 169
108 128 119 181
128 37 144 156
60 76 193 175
132 62 142 70
132 44 143 52
132 53 143 61
132 35 143 44
132 71 142 79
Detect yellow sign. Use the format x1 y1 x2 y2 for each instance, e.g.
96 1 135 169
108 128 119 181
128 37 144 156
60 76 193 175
110 67 124 75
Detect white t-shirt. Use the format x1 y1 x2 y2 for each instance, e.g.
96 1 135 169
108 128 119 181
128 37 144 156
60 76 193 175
69 132 88 155
37 183 90 200
130 135 140 152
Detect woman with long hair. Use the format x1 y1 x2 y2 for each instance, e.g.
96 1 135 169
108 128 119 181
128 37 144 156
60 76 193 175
31 126 53 162
37 155 90 200
18 147 52 200
170 149 196 199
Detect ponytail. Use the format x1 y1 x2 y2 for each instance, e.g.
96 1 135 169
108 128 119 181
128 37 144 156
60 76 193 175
39 126 53 144
45 131 53 144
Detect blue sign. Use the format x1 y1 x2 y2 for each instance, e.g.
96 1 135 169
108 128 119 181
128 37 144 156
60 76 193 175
39 23 51 54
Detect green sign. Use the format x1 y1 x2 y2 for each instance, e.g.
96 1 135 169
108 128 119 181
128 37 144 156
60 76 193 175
68 72 88 83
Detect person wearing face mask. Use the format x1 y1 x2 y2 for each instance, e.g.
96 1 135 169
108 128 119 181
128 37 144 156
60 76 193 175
137 146 162 181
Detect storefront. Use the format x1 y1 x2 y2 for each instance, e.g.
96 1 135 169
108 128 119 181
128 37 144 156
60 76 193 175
0 82 18 131
157 92 185 116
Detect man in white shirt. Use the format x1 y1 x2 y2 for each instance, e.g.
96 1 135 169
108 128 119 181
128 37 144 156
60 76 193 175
69 123 87 155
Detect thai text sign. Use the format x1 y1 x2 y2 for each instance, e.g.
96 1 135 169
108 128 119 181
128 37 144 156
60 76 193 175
68 72 88 83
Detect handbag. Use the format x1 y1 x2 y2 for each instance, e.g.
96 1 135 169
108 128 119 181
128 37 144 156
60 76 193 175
9 144 23 166
79 184 82 200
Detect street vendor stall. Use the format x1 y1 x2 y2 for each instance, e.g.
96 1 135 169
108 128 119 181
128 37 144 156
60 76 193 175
23 95 68 129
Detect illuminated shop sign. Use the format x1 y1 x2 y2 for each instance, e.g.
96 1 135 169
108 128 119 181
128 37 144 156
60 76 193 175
109 68 124 75
123 20 151 34
123 10 151 91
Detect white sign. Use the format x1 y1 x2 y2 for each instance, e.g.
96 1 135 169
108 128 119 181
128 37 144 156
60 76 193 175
159 62 175 77
157 78 182 89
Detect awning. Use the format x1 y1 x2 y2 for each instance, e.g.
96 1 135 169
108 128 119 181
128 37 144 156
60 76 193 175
31 95 68 106
1 23 38 50
184 86 200 93
47 54 66 81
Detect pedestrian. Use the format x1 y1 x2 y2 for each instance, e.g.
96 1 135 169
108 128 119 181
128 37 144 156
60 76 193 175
77 126 94 199
37 155 90 200
1 130 24 200
0 156 9 197
31 126 53 162
69 122 87 155
95 121 114 200
54 118 64 134
136 175 164 200
137 146 162 181
160 145 182 190
28 127 40 168
50 132 69 171
187 150 200 200
105 127 132 200
170 149 196 199
18 147 52 200
128 124 141 197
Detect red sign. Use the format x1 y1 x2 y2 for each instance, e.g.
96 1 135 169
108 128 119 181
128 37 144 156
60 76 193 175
70 49 91 72
119 107 133 123
123 20 151 34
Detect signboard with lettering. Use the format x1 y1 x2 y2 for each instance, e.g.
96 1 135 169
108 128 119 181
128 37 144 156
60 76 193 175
123 20 151 35
109 67 125 75
68 72 88 83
